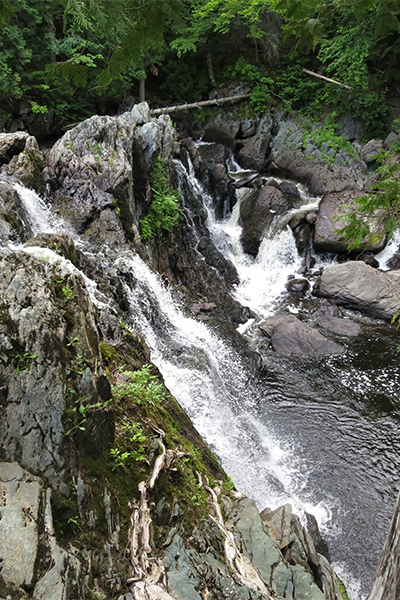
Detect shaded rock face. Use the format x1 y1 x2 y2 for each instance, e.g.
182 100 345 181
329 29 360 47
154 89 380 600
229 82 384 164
313 261 400 320
259 314 344 356
314 190 387 254
0 180 28 245
44 105 174 236
0 247 102 487
239 185 296 255
0 133 44 190
269 118 367 195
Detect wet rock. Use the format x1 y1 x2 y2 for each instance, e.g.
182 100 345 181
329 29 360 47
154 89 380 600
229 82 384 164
259 314 345 356
228 170 260 188
355 253 380 268
197 142 228 172
316 315 363 337
286 278 310 293
306 211 318 225
387 246 400 269
0 135 44 190
236 133 271 171
314 190 387 254
239 185 293 255
279 180 300 204
0 179 27 244
293 222 311 253
209 163 236 219
289 212 307 230
305 513 331 562
313 261 400 320
180 138 200 174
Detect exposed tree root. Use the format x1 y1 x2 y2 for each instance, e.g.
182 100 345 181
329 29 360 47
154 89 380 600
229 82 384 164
126 427 180 600
197 471 273 599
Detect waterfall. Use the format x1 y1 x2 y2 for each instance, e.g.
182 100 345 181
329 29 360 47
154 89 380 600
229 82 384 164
10 170 400 600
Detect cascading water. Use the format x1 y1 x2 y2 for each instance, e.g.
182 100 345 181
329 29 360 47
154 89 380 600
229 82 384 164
10 166 400 600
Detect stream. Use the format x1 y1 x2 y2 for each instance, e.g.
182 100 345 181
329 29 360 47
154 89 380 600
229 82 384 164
11 155 400 600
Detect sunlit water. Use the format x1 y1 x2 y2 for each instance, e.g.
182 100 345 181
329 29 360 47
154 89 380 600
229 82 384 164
9 170 400 599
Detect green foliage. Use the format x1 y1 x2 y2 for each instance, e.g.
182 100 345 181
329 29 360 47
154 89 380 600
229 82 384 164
336 150 400 250
31 100 48 114
302 121 356 165
13 350 37 375
336 576 350 600
110 418 147 469
112 364 165 405
140 157 180 241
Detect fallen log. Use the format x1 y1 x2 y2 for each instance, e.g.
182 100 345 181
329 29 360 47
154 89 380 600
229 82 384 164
151 93 251 115
302 68 352 90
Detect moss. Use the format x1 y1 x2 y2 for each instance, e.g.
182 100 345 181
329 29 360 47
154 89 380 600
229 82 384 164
51 492 80 545
99 342 122 367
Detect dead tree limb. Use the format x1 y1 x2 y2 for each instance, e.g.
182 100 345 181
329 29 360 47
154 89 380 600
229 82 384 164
151 94 251 115
302 68 352 90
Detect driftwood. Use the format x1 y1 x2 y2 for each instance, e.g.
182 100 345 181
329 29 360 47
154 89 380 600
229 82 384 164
302 68 352 90
151 93 251 115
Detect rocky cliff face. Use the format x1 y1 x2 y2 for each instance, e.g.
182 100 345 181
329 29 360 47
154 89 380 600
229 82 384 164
0 105 348 600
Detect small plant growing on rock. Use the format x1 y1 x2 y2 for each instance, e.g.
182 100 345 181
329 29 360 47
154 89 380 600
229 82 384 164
112 364 165 405
13 351 37 375
110 418 147 470
139 156 180 241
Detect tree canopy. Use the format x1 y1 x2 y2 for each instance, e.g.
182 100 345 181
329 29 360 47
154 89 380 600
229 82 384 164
0 0 399 134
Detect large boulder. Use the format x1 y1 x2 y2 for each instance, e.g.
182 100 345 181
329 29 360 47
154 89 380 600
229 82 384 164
44 104 174 236
313 261 400 320
0 132 29 164
236 133 271 171
239 185 297 255
0 133 44 190
259 314 344 356
269 119 367 195
314 190 387 254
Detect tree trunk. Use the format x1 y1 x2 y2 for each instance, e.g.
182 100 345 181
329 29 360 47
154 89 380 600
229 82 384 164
205 42 216 88
139 57 145 102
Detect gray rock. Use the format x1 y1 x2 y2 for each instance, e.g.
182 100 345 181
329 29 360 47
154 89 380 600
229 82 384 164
240 185 295 255
313 261 400 320
0 462 41 587
0 132 29 165
314 190 387 254
293 223 311 253
316 315 363 337
227 496 282 586
260 503 292 549
269 119 366 195
361 139 383 163
259 315 344 356
383 131 400 151
286 278 310 293
0 246 102 486
236 133 271 171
